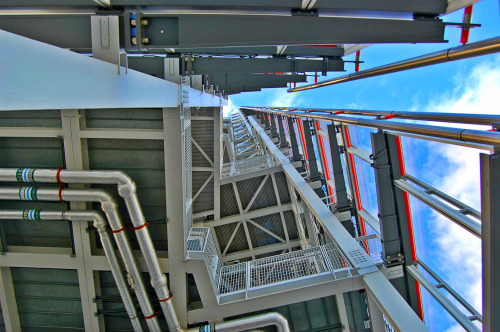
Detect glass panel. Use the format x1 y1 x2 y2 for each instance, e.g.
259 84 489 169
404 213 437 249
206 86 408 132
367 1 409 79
353 155 379 218
400 136 488 211
409 196 482 328
347 124 376 154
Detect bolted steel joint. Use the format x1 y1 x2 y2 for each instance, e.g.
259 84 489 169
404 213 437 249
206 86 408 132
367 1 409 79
118 182 137 198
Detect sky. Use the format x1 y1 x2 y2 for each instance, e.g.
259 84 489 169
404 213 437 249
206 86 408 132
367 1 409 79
226 0 500 330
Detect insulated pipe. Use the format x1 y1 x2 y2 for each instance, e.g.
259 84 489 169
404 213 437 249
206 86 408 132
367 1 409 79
0 209 144 332
186 312 290 332
0 187 161 332
241 107 500 147
247 107 500 126
288 35 500 92
0 169 181 331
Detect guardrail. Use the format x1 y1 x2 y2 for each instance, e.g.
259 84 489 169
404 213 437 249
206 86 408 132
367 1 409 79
187 227 382 303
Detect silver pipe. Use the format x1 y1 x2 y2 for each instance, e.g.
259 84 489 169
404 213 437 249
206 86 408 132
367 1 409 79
0 209 144 332
0 169 180 331
288 36 500 92
249 107 500 126
0 187 161 332
186 312 290 332
242 107 500 147
0 170 291 332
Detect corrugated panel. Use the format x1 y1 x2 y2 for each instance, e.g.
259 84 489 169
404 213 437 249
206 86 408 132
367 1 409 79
274 172 291 204
12 267 84 331
235 176 265 210
247 176 277 211
215 222 248 254
283 210 299 241
219 184 239 217
0 110 61 128
87 139 168 251
191 120 214 168
0 137 70 248
98 271 171 332
224 295 342 332
248 213 284 248
85 108 163 130
192 171 214 214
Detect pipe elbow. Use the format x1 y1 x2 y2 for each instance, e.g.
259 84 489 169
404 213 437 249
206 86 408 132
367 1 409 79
113 170 134 186
118 181 137 198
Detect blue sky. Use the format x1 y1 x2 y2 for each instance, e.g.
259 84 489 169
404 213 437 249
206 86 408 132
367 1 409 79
227 0 500 330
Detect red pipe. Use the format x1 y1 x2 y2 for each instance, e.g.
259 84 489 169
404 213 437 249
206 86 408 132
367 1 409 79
297 119 309 161
344 126 367 237
315 122 334 199
395 136 425 322
355 50 361 72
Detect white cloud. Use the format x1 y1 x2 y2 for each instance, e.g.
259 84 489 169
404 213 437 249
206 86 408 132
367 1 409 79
415 55 500 330
269 88 300 107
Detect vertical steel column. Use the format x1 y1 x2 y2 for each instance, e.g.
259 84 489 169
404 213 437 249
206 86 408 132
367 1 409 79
326 124 349 208
327 124 355 236
270 114 279 138
287 117 302 162
302 120 321 181
260 113 267 125
163 107 188 328
372 131 422 318
481 152 500 332
277 115 288 148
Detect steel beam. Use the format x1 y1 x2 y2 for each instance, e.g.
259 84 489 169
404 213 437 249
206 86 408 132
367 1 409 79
208 204 293 227
188 276 365 324
191 57 344 74
163 107 189 328
172 45 344 57
481 152 500 332
135 15 445 48
277 115 288 148
326 124 349 208
407 265 480 332
0 267 21 332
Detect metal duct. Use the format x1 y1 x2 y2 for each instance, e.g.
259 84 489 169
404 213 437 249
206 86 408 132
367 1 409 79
0 210 143 332
289 35 500 92
0 187 161 331
0 169 181 331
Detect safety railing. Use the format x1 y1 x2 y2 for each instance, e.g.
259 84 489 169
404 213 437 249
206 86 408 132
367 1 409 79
221 154 279 179
356 234 383 264
187 227 363 302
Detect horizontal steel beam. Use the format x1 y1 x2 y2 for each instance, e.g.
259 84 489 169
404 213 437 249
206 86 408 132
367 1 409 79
394 179 481 237
172 45 345 57
404 173 481 219
407 265 480 332
192 57 344 74
208 204 293 227
136 15 446 49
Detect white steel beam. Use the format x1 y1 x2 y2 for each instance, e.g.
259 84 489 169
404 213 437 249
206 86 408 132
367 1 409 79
0 267 21 332
220 166 282 185
192 137 214 166
221 240 301 262
188 276 365 323
61 109 103 332
163 107 189 328
363 272 429 332
335 293 352 332
79 128 163 140
0 127 62 138
208 204 293 227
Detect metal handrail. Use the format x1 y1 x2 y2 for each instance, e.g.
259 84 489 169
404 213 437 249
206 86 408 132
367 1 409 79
288 36 500 92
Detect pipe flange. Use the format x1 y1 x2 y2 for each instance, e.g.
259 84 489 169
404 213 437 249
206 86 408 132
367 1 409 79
118 182 137 198
151 274 167 289
101 200 117 213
